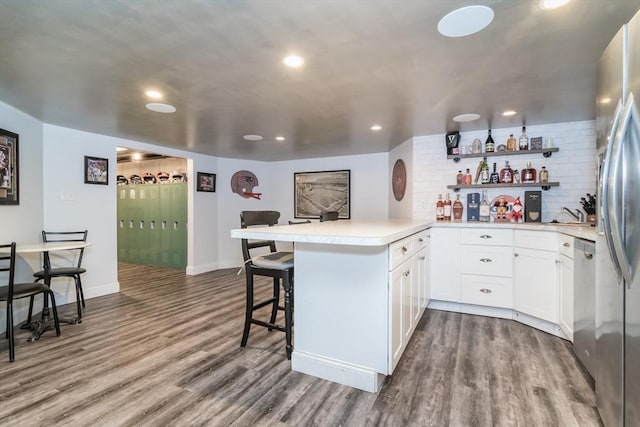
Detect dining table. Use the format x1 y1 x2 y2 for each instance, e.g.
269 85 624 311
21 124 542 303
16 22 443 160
2 241 91 341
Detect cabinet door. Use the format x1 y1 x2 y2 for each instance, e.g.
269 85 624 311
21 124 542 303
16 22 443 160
412 248 426 328
423 231 431 309
559 253 574 340
389 261 410 372
430 228 460 302
514 247 559 323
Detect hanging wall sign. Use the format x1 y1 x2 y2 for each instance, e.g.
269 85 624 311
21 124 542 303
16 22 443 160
231 170 261 199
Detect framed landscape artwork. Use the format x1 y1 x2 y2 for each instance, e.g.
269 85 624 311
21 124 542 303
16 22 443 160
294 169 350 219
84 156 109 185
0 128 19 205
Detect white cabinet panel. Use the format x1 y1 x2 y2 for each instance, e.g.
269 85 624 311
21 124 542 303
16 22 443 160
461 245 513 277
430 228 460 302
389 236 413 270
514 247 559 323
389 258 412 373
559 252 574 340
460 228 513 246
460 274 513 308
514 230 558 252
414 247 427 324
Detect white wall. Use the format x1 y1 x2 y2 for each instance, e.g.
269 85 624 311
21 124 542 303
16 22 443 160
413 121 597 222
389 138 413 219
0 101 45 331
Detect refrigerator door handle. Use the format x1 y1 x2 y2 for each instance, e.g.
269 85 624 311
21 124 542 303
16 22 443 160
608 93 637 284
601 98 624 274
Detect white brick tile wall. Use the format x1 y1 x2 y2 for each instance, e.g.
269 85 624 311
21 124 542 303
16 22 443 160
412 120 597 223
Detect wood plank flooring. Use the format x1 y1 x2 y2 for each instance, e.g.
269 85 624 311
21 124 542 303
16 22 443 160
0 263 602 426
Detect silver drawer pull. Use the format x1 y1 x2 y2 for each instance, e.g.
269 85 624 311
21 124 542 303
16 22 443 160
418 238 424 243
401 246 408 253
480 234 492 239
480 288 492 294
480 258 492 263
514 253 519 257
584 251 593 260
404 270 410 277
419 256 426 260
563 242 570 248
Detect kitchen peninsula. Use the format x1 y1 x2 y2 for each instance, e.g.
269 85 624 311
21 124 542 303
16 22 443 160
231 219 429 392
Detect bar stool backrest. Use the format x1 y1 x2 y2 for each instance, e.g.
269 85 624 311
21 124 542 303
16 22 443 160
240 211 280 262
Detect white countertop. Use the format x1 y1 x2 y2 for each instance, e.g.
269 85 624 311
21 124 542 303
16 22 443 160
428 221 597 241
230 219 429 246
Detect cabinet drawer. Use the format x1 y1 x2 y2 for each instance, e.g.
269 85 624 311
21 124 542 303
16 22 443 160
413 231 428 252
461 245 513 277
559 234 575 258
460 274 513 308
389 237 413 271
515 230 558 252
461 228 513 246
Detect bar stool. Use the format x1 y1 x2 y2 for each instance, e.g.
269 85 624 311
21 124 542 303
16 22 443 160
240 211 294 359
320 211 339 222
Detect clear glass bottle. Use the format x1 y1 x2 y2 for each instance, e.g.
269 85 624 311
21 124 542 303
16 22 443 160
436 194 444 221
452 194 464 222
514 169 521 183
443 193 452 221
463 168 472 185
506 134 517 151
499 160 514 183
456 170 463 185
485 129 495 153
519 126 529 151
522 161 537 183
471 138 482 154
539 166 549 183
481 157 490 184
479 189 491 222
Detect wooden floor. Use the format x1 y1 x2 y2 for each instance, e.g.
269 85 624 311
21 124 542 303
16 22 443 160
0 264 602 426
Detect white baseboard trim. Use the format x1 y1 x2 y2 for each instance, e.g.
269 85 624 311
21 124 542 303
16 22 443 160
292 350 386 393
187 261 219 275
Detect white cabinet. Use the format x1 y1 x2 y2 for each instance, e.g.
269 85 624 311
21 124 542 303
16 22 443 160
430 228 460 302
422 229 431 310
558 235 575 341
514 231 559 324
389 260 410 372
414 247 427 324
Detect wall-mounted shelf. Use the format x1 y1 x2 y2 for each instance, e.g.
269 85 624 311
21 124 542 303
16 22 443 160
448 147 559 163
447 182 560 192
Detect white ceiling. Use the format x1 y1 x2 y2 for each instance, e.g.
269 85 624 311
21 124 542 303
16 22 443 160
1 1 639 161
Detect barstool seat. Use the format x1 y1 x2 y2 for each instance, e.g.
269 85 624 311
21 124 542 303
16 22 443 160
251 252 294 269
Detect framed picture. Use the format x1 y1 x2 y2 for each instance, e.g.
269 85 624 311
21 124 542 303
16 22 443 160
0 128 19 205
84 156 109 185
294 169 350 219
197 172 216 192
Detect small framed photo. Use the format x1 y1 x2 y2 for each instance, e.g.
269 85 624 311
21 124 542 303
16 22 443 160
84 156 109 185
530 137 543 150
0 128 19 205
197 172 216 192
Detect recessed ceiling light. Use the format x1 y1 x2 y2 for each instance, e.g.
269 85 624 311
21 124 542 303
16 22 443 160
275 136 286 141
145 90 163 99
145 103 176 113
502 110 517 116
438 5 494 38
539 0 571 10
371 124 382 131
243 134 263 141
283 55 304 68
132 153 142 160
600 97 612 104
453 113 480 122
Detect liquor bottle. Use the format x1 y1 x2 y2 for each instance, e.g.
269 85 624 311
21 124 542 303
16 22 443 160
456 170 463 185
489 162 500 183
474 159 484 184
519 126 529 151
506 134 517 151
467 193 480 221
539 166 549 183
471 138 482 154
480 157 490 184
443 193 452 221
499 160 514 183
485 129 495 153
514 169 521 183
463 168 472 185
522 161 537 183
436 194 444 221
479 189 491 222
452 194 464 222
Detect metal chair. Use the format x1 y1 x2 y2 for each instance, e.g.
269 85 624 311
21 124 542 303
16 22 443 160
1 242 60 362
31 230 88 323
240 211 294 359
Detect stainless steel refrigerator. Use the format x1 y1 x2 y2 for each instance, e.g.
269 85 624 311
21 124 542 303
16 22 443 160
596 8 640 427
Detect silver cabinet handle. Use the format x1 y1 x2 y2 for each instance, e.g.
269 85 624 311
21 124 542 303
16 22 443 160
401 246 408 254
480 258 492 263
404 270 410 277
514 253 519 257
563 242 570 248
555 259 560 264
418 238 424 243
419 256 426 260
480 288 492 294
584 251 593 260
480 234 492 239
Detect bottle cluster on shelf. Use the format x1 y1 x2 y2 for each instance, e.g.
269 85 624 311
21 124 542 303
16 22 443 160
456 158 549 185
436 189 533 224
466 126 551 155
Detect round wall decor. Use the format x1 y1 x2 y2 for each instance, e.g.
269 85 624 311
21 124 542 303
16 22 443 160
392 159 407 201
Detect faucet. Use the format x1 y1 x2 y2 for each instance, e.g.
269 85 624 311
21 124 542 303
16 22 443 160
563 207 585 222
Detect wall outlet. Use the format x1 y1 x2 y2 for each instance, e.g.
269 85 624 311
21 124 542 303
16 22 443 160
61 189 75 201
